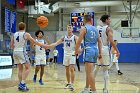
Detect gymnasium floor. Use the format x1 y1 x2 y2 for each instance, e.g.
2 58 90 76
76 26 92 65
0 63 140 93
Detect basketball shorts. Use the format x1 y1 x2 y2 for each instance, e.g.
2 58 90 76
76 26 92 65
97 55 111 66
35 54 46 66
111 54 118 63
13 51 30 64
63 55 76 66
84 48 98 63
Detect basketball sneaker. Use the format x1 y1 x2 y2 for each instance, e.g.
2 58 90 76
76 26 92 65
64 84 71 89
33 75 37 83
103 88 108 93
80 88 95 93
39 79 44 85
69 84 74 91
80 88 90 93
18 82 29 92
118 70 123 75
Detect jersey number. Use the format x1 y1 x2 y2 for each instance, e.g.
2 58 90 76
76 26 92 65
66 42 70 47
16 36 19 42
90 31 95 38
40 46 42 50
99 30 102 37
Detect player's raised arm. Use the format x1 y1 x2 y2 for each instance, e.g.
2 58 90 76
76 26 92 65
97 33 102 59
75 27 86 55
43 36 64 49
107 27 120 57
25 33 43 47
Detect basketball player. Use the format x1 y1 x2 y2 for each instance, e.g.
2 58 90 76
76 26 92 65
44 24 78 91
75 14 102 93
10 22 43 91
110 40 123 75
33 30 47 85
94 15 120 93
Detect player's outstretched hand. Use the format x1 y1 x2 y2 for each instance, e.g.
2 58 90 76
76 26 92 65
98 54 102 59
116 52 120 59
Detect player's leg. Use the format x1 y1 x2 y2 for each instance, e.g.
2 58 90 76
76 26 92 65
18 52 30 91
63 56 71 89
18 63 29 92
39 65 45 85
109 54 114 69
33 57 41 83
94 65 100 77
64 66 71 89
102 55 110 93
115 62 123 75
39 56 46 85
69 64 75 91
85 62 96 92
18 64 23 82
81 48 97 93
113 54 123 75
23 63 30 81
103 66 109 93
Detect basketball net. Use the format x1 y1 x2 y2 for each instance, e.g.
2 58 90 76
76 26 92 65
129 33 137 41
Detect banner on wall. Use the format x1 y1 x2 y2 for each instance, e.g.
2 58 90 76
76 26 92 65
5 8 16 33
71 12 94 32
0 56 12 66
5 8 11 32
11 11 16 33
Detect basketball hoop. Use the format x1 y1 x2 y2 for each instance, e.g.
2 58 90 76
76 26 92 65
129 33 137 41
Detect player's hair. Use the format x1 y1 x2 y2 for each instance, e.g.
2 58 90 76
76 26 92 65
67 24 72 27
35 30 44 37
18 22 26 30
84 15 92 22
114 40 117 42
100 15 110 22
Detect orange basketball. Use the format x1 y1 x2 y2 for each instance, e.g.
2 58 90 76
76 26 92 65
36 16 48 28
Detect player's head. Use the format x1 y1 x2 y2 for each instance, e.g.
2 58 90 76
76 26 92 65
35 30 44 38
18 22 26 30
83 14 92 24
67 24 73 34
114 40 118 45
100 15 111 25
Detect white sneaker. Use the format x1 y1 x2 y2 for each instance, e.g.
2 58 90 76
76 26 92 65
69 84 74 91
103 88 108 93
64 84 71 89
80 88 90 93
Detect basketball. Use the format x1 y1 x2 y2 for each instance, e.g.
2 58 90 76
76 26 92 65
36 16 48 28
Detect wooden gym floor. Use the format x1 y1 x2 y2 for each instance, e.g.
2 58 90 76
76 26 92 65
0 63 140 93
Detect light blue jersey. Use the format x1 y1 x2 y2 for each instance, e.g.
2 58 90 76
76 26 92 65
84 24 98 63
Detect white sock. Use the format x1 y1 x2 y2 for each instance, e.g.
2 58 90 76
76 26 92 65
21 80 25 84
103 68 109 90
115 62 119 71
92 91 97 93
94 65 100 77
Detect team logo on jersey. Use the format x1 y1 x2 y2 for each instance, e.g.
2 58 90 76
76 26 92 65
65 40 72 47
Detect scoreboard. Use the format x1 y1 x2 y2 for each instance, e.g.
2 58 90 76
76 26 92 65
71 12 94 32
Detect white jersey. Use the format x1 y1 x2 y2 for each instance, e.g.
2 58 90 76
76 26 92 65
14 31 27 51
35 39 45 55
97 25 110 55
53 49 58 56
63 35 76 56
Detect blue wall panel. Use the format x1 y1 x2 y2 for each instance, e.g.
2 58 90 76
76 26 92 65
56 43 140 63
118 43 140 63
